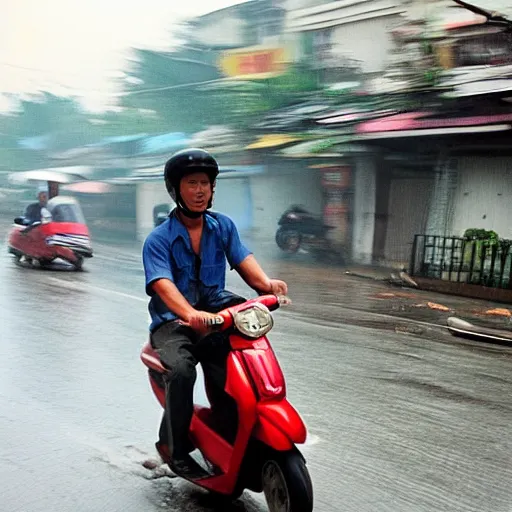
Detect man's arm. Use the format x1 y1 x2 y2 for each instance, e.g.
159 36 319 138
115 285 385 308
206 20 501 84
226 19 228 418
236 255 271 293
220 215 288 296
152 279 220 332
236 255 288 296
151 279 197 322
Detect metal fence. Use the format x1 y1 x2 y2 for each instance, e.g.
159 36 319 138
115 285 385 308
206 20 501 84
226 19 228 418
410 235 512 289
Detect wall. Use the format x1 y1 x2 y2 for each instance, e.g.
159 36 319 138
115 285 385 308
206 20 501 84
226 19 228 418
330 16 400 73
352 155 376 264
250 164 323 238
450 157 512 240
134 163 325 243
284 1 404 74
135 176 254 242
136 182 175 242
194 13 246 47
212 177 252 232
426 154 458 236
384 170 434 266
286 0 404 30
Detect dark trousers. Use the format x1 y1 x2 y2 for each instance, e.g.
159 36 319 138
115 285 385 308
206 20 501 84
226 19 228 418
150 293 245 459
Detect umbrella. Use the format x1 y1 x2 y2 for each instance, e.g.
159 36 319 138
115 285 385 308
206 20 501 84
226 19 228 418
62 181 114 194
8 169 90 185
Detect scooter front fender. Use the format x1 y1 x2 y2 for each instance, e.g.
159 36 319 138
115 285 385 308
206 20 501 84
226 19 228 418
253 399 307 451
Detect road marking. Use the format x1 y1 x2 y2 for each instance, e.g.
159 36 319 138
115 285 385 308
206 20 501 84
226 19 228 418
45 276 147 303
279 308 449 333
93 253 141 265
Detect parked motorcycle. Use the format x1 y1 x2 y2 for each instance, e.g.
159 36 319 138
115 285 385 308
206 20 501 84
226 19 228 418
153 203 171 227
275 205 344 263
140 294 314 511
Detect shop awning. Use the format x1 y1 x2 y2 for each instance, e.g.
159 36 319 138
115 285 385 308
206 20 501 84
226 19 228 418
356 111 512 139
245 134 304 150
280 136 357 158
280 141 343 158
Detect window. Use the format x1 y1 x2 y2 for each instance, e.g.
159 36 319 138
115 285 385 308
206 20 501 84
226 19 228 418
454 33 512 67
313 28 333 60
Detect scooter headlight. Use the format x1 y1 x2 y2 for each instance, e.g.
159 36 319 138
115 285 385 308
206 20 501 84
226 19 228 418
233 303 274 339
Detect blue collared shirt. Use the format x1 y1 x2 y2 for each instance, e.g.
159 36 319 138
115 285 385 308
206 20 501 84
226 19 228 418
142 209 252 332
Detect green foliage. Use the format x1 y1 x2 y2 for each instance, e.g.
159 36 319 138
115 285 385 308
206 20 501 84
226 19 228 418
122 45 321 131
463 228 500 245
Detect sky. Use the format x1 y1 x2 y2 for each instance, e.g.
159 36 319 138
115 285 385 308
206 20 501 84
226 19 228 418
2 0 512 113
0 0 244 113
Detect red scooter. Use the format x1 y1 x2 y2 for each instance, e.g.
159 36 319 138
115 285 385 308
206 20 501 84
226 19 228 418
140 295 314 511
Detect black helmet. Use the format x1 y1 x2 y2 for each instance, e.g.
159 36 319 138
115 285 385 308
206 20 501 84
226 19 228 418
164 148 219 218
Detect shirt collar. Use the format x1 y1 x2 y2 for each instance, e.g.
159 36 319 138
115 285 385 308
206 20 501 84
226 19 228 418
167 208 215 246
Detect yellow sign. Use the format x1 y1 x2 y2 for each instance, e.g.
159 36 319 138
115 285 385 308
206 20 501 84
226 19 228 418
219 47 288 80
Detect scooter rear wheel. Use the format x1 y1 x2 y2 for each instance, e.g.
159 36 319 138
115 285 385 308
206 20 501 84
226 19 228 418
262 449 313 512
38 259 53 270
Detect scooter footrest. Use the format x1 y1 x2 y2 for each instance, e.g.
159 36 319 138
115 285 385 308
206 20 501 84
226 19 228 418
190 451 223 477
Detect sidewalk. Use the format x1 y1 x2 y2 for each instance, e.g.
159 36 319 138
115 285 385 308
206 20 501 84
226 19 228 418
248 255 512 333
338 265 512 332
345 265 396 281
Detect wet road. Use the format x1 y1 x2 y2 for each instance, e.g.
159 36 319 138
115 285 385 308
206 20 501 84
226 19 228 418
1 239 512 512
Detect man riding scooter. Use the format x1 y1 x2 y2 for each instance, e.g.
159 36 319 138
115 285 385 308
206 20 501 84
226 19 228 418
24 185 48 224
142 148 288 479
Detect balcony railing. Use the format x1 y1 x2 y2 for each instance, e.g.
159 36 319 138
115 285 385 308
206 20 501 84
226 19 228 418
410 235 512 289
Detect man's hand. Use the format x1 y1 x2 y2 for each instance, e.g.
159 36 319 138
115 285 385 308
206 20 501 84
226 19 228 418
181 311 221 334
268 279 288 296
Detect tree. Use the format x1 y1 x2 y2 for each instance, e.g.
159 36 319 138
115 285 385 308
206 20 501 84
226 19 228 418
121 45 322 133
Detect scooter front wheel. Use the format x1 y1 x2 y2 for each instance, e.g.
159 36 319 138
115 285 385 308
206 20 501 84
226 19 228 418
275 228 301 254
73 256 84 271
262 449 313 512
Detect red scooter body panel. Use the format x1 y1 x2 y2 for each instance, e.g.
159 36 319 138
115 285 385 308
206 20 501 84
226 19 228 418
190 407 234 475
240 338 286 400
254 400 308 449
8 221 91 264
190 352 258 493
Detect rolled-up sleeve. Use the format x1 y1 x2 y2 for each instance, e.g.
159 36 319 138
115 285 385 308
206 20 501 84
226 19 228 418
142 233 174 296
224 217 252 269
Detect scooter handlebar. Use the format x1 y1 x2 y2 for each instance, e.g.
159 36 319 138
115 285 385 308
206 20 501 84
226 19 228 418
205 294 291 330
206 316 225 327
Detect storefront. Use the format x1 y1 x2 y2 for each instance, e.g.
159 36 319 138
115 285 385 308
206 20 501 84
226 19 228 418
316 163 353 251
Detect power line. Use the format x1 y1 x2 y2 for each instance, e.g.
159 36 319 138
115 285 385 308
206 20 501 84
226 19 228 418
0 61 90 78
115 77 229 96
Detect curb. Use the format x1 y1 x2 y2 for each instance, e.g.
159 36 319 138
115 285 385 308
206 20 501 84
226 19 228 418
344 270 389 282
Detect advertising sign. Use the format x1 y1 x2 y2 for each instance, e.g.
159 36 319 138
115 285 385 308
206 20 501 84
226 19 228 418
219 47 288 79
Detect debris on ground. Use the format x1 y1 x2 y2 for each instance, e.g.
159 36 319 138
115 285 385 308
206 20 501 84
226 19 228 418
373 292 396 299
395 325 425 336
389 268 419 288
427 302 451 312
372 292 418 300
485 308 511 317
399 270 419 288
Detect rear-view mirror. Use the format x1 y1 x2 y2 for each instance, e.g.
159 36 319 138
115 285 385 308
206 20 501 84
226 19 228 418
14 217 27 226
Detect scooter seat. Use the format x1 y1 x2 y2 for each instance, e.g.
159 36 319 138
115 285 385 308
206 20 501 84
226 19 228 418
140 341 166 373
